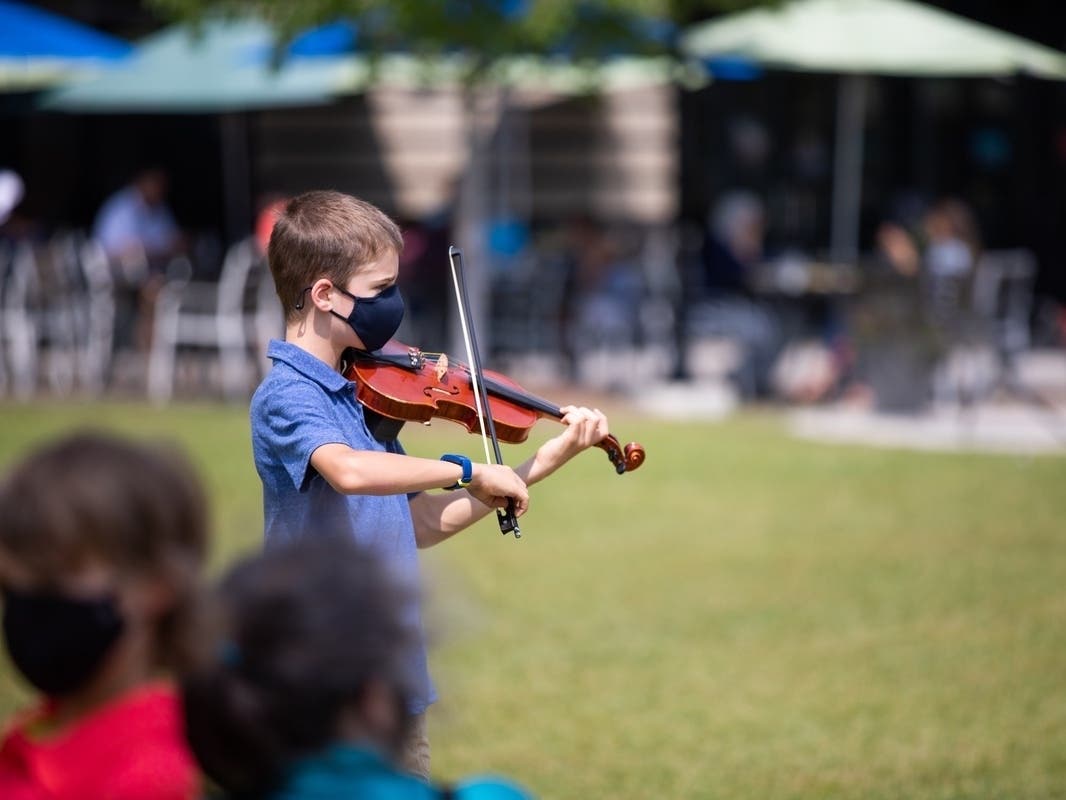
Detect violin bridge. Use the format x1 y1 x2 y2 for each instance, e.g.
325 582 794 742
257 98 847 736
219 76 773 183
435 354 449 383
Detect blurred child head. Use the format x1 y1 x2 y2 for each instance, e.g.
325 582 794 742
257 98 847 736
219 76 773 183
267 190 404 324
182 536 417 798
0 432 208 699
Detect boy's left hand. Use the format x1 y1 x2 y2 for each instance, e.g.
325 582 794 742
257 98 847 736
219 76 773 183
530 406 610 481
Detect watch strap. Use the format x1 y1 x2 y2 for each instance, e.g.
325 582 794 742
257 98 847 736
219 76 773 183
440 454 473 490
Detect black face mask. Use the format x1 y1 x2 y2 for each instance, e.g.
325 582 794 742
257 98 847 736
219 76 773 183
2 586 125 696
330 284 405 352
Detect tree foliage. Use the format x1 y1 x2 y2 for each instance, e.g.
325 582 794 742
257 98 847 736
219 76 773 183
148 0 777 65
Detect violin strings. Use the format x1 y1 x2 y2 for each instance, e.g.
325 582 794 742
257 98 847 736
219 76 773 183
423 352 561 418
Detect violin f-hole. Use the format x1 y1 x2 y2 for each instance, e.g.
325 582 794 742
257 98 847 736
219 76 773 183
424 385 460 398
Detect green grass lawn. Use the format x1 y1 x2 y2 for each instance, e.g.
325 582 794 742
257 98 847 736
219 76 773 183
1 402 1065 799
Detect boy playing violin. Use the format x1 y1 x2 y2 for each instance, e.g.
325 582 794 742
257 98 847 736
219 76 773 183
250 190 611 779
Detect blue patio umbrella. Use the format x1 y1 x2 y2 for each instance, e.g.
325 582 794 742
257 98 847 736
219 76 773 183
0 0 131 90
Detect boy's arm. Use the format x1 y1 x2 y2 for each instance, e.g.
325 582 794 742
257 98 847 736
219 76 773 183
310 444 529 511
409 406 609 548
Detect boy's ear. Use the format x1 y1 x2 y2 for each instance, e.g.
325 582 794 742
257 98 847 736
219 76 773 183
309 278 336 313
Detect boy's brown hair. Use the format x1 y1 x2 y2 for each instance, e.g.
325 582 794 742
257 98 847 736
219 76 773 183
0 431 209 669
267 190 404 321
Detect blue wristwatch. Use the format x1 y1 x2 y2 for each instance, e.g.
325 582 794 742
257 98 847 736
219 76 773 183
440 454 473 490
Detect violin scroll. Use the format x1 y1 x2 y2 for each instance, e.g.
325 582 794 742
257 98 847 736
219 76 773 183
598 435 646 475
623 441 646 472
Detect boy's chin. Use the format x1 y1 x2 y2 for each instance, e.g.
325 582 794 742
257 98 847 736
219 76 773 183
333 327 366 351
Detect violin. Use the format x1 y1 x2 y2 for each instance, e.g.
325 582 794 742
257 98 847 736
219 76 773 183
343 340 646 476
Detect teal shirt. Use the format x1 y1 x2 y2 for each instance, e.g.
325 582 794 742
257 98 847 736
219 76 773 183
270 745 533 800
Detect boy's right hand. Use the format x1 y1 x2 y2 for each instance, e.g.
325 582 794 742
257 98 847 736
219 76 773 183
467 464 529 516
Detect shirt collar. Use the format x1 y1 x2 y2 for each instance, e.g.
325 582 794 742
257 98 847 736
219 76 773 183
267 340 351 393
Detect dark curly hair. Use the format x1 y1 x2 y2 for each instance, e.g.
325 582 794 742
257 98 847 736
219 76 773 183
181 536 417 798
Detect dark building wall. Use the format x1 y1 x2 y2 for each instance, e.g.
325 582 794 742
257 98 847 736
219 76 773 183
1 112 225 233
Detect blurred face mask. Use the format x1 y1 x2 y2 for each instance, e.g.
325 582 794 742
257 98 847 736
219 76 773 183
331 284 405 352
2 586 125 696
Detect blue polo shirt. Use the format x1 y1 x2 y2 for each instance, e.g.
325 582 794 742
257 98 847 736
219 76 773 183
250 340 435 714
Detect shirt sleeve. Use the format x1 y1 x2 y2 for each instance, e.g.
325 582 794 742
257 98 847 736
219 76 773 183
259 383 350 492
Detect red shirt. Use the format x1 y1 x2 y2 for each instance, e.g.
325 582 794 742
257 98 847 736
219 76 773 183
0 682 198 800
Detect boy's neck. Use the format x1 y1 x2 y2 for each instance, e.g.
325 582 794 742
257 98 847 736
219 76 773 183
285 317 346 370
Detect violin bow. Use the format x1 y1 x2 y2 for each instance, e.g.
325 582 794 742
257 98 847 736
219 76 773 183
447 246 521 538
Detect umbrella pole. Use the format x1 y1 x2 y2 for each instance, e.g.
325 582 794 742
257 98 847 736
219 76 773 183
453 87 504 358
220 112 252 244
830 74 867 263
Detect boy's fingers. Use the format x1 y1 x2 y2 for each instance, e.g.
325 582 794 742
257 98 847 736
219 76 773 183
562 405 594 427
594 409 609 439
561 406 609 447
489 493 527 515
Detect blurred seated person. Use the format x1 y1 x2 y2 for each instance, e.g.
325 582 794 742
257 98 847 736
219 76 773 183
93 167 183 282
701 190 763 296
924 198 981 280
850 197 984 410
93 168 185 350
0 168 46 246
182 536 532 800
877 197 981 336
559 214 643 370
692 191 781 397
0 169 25 241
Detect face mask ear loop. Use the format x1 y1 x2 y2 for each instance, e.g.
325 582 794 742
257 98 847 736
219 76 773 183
293 286 312 311
328 286 354 326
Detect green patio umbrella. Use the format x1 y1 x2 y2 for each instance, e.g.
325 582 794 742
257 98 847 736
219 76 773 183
45 17 362 112
45 16 695 113
681 0 1066 260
